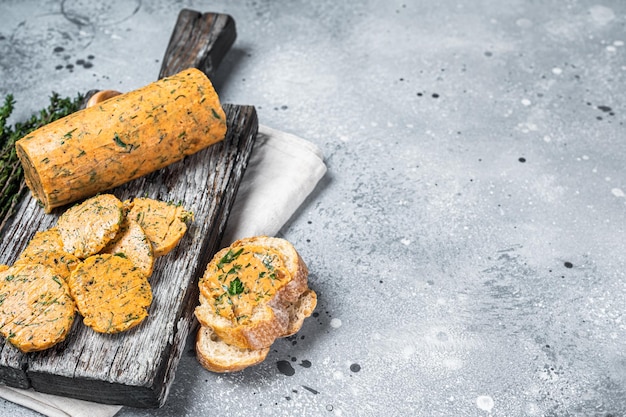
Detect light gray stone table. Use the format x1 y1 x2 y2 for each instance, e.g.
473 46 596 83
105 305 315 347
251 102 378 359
0 0 625 416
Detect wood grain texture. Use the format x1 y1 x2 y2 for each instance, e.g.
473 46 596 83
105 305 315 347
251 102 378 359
0 10 258 407
159 9 236 80
0 104 257 407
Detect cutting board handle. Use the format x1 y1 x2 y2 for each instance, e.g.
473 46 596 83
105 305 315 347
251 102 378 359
158 9 237 79
81 10 236 108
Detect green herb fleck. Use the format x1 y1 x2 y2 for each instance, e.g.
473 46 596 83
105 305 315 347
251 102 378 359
227 265 241 275
113 132 127 148
228 277 244 296
63 128 77 139
217 248 244 270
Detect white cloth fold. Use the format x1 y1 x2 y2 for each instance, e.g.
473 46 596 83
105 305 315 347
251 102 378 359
0 124 327 417
221 124 327 245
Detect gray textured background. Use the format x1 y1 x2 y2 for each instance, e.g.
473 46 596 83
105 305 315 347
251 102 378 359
1 0 625 416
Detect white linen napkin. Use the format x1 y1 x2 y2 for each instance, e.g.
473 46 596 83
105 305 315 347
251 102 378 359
0 124 327 417
220 124 327 245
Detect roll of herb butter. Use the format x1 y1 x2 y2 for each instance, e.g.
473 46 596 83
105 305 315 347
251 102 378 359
16 68 226 212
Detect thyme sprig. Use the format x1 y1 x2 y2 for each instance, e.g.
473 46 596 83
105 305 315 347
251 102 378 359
0 92 83 233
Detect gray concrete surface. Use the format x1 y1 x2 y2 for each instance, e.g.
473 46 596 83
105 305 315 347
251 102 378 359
1 0 625 416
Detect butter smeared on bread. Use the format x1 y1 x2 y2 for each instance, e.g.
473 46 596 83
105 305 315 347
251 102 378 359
194 236 316 372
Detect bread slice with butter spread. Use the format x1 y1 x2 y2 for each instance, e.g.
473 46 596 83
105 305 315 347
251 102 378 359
194 236 316 372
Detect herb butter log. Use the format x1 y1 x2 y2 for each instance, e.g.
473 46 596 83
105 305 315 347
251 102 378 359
15 68 227 212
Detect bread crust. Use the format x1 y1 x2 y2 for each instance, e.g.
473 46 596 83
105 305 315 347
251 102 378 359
195 326 269 373
283 289 317 337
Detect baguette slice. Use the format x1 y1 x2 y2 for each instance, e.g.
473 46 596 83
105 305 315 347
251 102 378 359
194 237 317 373
194 236 310 350
195 286 317 373
196 326 270 373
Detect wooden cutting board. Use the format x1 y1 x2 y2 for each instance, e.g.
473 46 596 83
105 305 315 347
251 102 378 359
0 10 256 408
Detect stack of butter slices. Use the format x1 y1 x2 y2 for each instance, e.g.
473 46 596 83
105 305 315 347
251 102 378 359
0 193 192 352
194 236 316 372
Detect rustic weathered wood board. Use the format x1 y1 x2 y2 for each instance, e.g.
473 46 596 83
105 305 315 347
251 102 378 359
0 104 257 407
0 10 257 408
